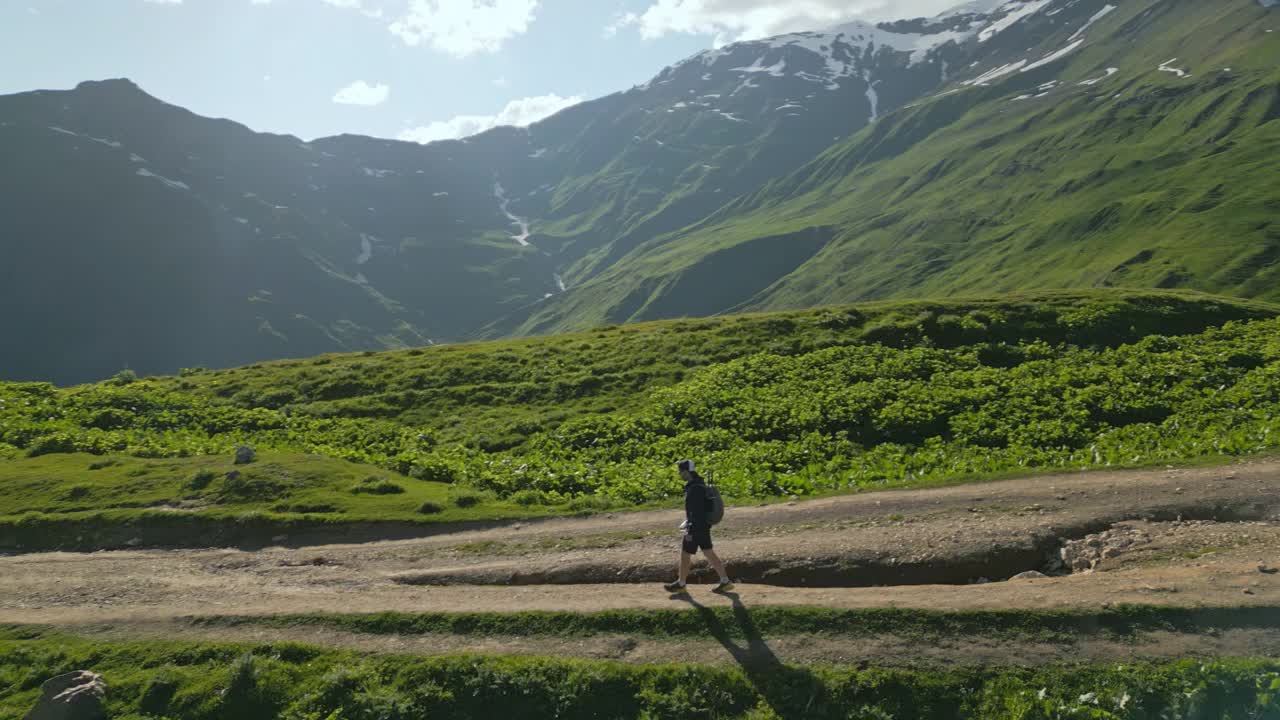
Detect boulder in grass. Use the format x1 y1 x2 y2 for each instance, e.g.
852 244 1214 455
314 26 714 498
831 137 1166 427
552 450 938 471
234 445 256 465
23 671 106 720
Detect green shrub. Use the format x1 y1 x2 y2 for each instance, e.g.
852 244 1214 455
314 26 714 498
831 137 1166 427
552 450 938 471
220 472 285 501
411 455 460 483
139 668 180 716
416 501 445 515
109 369 139 386
510 489 555 507
220 653 286 720
567 495 614 513
186 469 219 491
350 477 405 495
63 485 91 501
87 459 119 470
449 488 494 508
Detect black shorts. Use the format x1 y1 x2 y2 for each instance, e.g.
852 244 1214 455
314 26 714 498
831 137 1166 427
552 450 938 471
682 526 713 554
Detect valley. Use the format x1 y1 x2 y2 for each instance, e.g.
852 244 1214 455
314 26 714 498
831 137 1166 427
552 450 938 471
3 0 1277 383
3 0 1280 717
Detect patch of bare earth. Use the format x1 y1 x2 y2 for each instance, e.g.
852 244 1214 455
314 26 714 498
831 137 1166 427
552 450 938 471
2 459 1278 665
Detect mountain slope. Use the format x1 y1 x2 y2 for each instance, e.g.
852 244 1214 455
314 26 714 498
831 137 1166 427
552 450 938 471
0 81 558 383
3 0 1277 381
501 0 1280 335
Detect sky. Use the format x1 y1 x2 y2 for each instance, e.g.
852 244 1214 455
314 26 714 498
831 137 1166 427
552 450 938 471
0 0 974 143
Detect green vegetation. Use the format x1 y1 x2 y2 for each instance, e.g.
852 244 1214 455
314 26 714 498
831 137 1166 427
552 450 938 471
516 0 1280 335
0 451 574 551
1 628 1277 720
190 605 1280 646
3 292 1280 549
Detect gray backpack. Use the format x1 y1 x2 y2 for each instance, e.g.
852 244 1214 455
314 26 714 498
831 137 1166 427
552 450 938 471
705 483 725 526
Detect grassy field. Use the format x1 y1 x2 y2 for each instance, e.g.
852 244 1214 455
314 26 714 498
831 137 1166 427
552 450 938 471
4 290 1280 549
2 626 1277 720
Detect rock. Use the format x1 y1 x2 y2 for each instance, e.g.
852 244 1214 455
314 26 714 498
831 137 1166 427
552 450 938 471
1244 588 1255 595
233 445 256 465
1011 570 1048 581
22 671 106 720
1260 563 1278 575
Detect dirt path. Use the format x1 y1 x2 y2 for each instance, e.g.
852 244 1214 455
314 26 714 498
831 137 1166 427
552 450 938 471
3 459 1279 665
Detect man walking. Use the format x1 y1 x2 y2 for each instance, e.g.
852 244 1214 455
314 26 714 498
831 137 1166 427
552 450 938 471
665 459 733 593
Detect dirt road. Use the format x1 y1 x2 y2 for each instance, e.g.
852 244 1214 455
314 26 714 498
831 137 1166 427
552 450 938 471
3 459 1279 664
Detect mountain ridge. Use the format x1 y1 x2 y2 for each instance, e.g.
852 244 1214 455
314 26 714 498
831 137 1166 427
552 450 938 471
2 0 1276 383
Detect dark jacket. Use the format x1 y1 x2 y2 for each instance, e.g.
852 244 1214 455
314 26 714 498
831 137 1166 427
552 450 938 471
683 475 708 530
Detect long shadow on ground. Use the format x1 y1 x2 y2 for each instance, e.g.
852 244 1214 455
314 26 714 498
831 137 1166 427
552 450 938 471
677 590 828 720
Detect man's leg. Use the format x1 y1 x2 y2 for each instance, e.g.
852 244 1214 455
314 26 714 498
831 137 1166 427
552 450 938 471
666 536 696 591
703 548 729 582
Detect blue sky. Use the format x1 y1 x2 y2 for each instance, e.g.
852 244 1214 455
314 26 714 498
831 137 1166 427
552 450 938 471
0 0 963 143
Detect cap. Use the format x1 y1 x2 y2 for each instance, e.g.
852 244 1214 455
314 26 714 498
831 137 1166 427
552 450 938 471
676 459 695 472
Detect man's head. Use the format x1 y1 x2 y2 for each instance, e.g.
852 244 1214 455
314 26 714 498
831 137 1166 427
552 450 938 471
677 459 697 480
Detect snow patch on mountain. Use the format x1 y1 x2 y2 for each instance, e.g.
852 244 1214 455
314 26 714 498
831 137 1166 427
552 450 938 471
864 70 880 123
964 59 1027 85
356 234 374 265
1021 39 1085 72
135 168 189 191
1080 67 1119 85
49 126 123 149
494 182 531 247
978 0 1051 42
1158 58 1191 78
1069 4 1116 42
730 57 787 76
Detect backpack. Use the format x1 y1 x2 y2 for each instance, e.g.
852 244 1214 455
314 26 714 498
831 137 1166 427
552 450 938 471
704 483 725 526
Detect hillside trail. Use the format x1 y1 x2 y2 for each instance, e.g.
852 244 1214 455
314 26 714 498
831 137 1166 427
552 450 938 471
3 459 1280 664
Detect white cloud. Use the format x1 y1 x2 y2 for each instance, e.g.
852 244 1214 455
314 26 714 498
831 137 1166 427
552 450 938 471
389 0 539 57
332 80 391 106
603 11 639 38
320 0 378 14
398 92 581 143
619 0 979 43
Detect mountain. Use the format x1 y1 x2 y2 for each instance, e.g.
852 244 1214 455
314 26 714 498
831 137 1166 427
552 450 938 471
2 0 1276 383
498 0 1280 335
0 7 971 384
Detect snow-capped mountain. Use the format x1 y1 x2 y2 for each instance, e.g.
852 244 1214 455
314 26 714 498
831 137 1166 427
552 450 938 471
2 0 1276 382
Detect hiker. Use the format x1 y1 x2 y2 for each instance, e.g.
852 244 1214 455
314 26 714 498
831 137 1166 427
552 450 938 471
664 459 733 593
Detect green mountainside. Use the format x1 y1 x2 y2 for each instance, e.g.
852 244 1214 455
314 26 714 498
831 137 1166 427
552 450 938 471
507 0 1280 335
